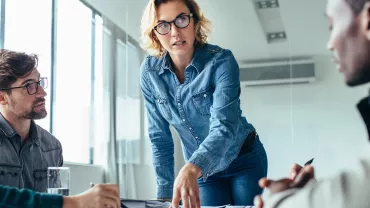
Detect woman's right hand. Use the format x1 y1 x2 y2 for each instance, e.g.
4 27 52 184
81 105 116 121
63 184 120 208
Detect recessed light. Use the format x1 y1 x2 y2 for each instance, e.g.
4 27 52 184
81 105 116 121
257 0 279 9
267 32 287 43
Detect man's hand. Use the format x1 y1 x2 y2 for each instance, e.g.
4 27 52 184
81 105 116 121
171 163 202 208
263 165 315 192
254 165 315 208
63 184 120 208
289 163 304 180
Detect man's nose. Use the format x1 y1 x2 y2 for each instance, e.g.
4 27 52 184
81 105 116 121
36 85 47 97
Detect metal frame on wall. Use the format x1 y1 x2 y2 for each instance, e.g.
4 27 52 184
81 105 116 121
0 0 5 49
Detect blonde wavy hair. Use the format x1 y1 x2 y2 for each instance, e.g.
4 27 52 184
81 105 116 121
140 0 211 57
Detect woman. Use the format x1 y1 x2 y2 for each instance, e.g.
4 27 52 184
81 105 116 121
140 0 268 207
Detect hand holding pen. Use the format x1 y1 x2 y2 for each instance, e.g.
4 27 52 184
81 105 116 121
255 158 315 208
258 158 315 194
289 158 314 180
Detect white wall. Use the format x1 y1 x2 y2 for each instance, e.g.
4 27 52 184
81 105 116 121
240 55 370 179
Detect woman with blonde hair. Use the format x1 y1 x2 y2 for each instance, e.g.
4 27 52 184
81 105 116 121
140 0 268 207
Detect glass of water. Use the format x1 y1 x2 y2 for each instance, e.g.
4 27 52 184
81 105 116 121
47 167 70 196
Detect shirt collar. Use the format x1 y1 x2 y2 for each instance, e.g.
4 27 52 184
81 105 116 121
0 113 17 138
159 51 172 75
159 46 205 75
357 95 370 141
0 113 39 144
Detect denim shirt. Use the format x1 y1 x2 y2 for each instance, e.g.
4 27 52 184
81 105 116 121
141 43 256 198
0 113 63 193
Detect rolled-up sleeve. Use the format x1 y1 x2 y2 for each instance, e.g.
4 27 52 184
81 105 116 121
188 49 242 181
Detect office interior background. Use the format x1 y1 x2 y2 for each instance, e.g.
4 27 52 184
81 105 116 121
2 0 370 199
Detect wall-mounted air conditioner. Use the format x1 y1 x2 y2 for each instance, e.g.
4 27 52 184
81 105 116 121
239 57 315 86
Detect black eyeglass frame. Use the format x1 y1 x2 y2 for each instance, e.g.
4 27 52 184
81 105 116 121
0 77 48 95
153 13 194 35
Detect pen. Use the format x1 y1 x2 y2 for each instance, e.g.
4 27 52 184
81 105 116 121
304 158 314 166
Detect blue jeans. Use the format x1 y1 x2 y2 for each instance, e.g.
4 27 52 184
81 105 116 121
197 138 268 206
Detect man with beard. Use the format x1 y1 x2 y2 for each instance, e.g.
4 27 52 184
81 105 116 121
0 49 63 193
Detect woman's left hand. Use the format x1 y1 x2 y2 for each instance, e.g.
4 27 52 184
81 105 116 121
171 163 202 208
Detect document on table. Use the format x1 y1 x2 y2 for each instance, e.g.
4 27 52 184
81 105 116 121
120 199 255 208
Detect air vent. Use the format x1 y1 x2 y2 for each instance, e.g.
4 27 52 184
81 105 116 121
239 57 315 86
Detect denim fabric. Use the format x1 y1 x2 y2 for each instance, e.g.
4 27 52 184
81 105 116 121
0 113 63 192
198 138 268 206
140 43 267 198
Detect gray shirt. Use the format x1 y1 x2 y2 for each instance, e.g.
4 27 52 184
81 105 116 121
0 114 63 193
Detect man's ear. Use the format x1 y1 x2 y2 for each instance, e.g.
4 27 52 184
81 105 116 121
361 2 370 40
0 92 8 106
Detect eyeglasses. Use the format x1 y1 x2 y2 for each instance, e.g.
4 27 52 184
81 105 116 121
153 13 193 35
0 77 48 95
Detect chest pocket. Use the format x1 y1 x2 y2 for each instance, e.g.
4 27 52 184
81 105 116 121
192 89 213 116
154 96 172 120
0 164 22 188
33 169 48 192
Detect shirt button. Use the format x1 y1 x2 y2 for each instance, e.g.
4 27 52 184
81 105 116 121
178 103 181 106
203 94 207 98
182 119 186 122
189 127 192 130
195 136 198 139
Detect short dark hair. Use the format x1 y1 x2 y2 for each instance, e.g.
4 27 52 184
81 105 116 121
345 0 370 14
0 49 38 92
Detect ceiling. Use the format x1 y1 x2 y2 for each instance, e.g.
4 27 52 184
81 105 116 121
87 0 331 62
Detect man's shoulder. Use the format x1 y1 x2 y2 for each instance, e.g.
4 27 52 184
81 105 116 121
35 125 62 151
